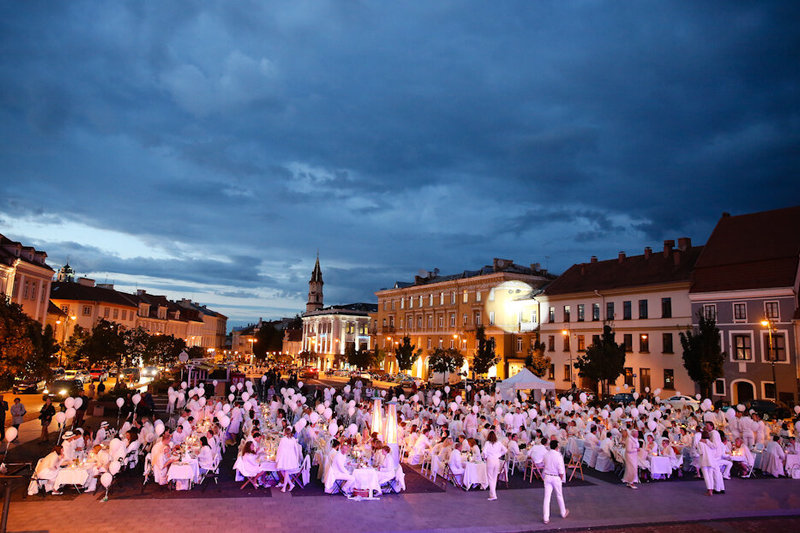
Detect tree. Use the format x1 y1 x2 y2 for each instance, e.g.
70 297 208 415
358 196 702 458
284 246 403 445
144 334 186 367
25 323 58 382
427 348 464 385
123 326 150 368
346 344 375 370
0 298 36 388
298 350 316 365
253 322 283 359
62 324 89 366
472 326 498 376
372 346 385 369
394 336 422 372
79 319 127 383
525 339 551 377
680 312 725 399
575 325 626 397
187 346 206 360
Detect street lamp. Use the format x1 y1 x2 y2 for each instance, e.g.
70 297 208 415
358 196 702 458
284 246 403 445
562 329 573 387
760 319 779 401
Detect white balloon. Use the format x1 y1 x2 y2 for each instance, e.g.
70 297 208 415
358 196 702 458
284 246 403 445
55 411 67 425
645 387 650 393
579 393 587 404
230 385 236 393
109 461 121 475
348 407 355 417
455 396 462 404
198 387 205 396
228 394 235 402
100 472 113 488
381 390 386 397
633 392 639 400
328 421 338 436
199 397 207 407
236 383 243 391
64 397 75 409
399 395 405 401
450 402 458 412
737 404 745 412
695 394 701 400
222 404 231 414
444 386 451 393
316 404 325 414
132 394 141 405
794 405 800 415
181 381 187 389
323 408 333 420
433 397 441 406
4 427 18 442
647 420 657 432
116 397 125 408
347 423 358 437
73 397 83 409
472 405 479 414
295 419 307 432
65 407 76 419
298 381 304 388
309 412 320 424
261 375 267 383
344 386 351 394
213 380 218 386
631 407 639 417
242 392 250 401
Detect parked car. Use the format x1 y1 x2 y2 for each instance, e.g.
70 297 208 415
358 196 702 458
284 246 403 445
745 399 791 421
664 394 701 411
75 370 91 384
713 399 732 412
13 377 46 394
43 379 84 401
118 367 141 384
300 366 319 379
141 366 159 379
63 369 80 381
89 367 108 381
611 393 635 405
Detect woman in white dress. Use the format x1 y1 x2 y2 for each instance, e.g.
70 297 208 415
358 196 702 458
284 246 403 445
483 430 508 501
762 435 786 478
622 429 640 489
233 441 263 488
276 428 302 492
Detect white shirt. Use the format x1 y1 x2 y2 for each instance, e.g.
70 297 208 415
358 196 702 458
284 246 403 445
542 449 565 480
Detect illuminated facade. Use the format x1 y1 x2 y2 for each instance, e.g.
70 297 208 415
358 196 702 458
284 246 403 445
373 258 554 380
0 233 54 325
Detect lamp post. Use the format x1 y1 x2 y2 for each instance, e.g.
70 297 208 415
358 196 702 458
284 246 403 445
56 315 77 367
760 319 778 401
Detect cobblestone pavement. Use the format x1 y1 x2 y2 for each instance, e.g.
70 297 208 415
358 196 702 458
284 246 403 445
8 475 800 533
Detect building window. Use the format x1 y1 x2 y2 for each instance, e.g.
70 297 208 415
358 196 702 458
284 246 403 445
382 318 387 327
607 302 615 320
763 382 776 400
563 365 570 381
82 305 92 316
530 309 538 323
548 364 555 380
449 338 454 349
440 292 444 305
438 316 444 328
733 302 746 321
640 368 651 391
563 305 571 322
427 315 433 329
577 304 584 322
577 335 585 352
22 280 29 299
623 301 632 320
475 311 481 326
664 369 675 390
548 335 555 352
409 297 413 309
401 298 405 309
451 291 456 304
638 299 648 319
389 316 395 327
713 378 726 396
489 288 495 301
489 311 495 325
703 304 717 320
763 332 787 362
639 334 649 353
548 307 555 323
417 316 423 329
429 294 434 306
517 337 523 352
449 313 455 327
476 291 482 302
427 338 432 349
113 308 119 320
592 303 600 321
624 367 634 387
462 313 468 325
121 310 126 321
419 295 424 307
61 305 69 314
383 301 387 311
764 301 779 320
732 334 752 361
661 297 672 319
463 290 468 303
662 333 673 353
623 334 633 352
391 300 396 310
438 337 443 348
104 307 110 318
563 334 570 351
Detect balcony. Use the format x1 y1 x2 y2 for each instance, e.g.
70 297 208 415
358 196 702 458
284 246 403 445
381 325 396 334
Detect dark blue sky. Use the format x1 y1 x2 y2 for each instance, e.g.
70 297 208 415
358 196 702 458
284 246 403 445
1 1 798 326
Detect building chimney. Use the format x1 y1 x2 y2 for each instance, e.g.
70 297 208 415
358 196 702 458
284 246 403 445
618 251 626 263
644 247 652 259
673 248 682 266
677 237 692 251
97 283 114 290
77 277 95 287
137 289 146 295
663 240 675 257
590 256 598 263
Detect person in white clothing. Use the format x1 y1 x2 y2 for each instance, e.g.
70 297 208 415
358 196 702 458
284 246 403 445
482 430 507 501
698 431 724 495
376 445 398 485
276 428 302 492
542 440 569 524
93 421 109 446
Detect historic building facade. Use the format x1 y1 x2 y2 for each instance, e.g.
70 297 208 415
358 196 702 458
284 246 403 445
0 233 54 324
373 258 554 380
537 239 701 395
689 207 800 405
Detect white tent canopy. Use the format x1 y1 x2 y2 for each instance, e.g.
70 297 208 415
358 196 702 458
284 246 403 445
497 368 555 400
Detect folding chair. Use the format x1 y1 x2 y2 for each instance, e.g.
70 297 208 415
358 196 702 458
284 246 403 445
420 452 432 478
527 459 543 483
567 456 583 481
199 455 221 485
288 456 311 488
499 460 510 488
142 453 153 487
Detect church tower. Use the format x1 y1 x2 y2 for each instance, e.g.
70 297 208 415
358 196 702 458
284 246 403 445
306 255 324 313
57 262 75 283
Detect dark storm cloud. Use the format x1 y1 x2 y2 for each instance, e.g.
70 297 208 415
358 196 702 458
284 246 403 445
1 1 798 324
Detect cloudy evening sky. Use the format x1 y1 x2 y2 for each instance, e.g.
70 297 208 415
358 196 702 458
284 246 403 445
1 1 798 327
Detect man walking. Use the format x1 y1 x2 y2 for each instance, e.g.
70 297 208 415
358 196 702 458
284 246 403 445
542 440 569 524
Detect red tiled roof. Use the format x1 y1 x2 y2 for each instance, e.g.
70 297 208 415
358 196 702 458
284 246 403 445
544 245 703 295
691 206 800 293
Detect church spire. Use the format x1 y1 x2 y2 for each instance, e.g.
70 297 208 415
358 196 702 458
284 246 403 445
306 254 324 313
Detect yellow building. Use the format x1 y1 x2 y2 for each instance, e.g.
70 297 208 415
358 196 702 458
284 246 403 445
373 258 554 380
0 233 54 324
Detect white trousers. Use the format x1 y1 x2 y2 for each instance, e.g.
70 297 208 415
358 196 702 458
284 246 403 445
486 458 499 499
701 466 724 491
719 459 732 479
543 475 566 521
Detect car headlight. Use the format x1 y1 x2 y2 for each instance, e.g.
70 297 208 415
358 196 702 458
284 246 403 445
59 389 67 396
43 388 49 394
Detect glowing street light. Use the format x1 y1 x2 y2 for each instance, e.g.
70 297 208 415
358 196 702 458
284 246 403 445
761 319 779 401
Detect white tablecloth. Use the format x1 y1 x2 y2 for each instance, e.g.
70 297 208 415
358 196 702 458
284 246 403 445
649 456 673 477
463 462 488 490
352 468 381 496
168 458 200 490
785 454 800 476
53 466 91 491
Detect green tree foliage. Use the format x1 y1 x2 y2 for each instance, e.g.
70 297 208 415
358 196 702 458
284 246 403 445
79 319 127 382
187 346 206 359
25 323 58 382
680 312 725 399
525 339 551 377
62 324 89 366
575 325 625 397
298 350 316 365
0 299 35 387
472 326 498 376
394 336 422 372
144 334 186 366
427 347 464 384
123 326 150 367
253 322 283 359
346 344 376 370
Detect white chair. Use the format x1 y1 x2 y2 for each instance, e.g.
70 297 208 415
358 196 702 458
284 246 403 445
288 455 311 488
582 447 598 469
199 454 221 485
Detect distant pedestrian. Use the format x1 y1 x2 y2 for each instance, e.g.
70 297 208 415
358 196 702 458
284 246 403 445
97 381 106 396
88 381 96 398
39 398 56 443
0 395 8 441
10 398 26 441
